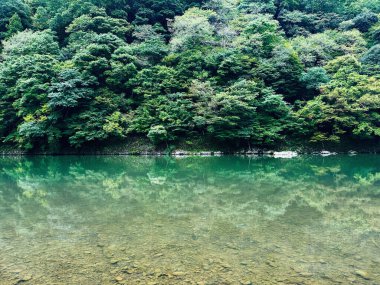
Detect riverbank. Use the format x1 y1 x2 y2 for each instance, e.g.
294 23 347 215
0 148 376 156
0 136 379 156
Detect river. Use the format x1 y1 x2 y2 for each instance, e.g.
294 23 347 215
0 155 379 284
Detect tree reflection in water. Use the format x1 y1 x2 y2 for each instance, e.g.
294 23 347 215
0 155 379 284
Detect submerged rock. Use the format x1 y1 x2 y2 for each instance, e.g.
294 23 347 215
172 271 185 277
355 270 370 280
199 152 212 156
273 151 298 158
320 150 337 156
172 150 189 156
245 149 259 155
19 274 32 282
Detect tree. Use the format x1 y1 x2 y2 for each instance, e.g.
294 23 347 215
369 23 380 44
147 125 169 145
231 14 284 57
298 59 380 143
0 54 58 149
66 11 132 40
5 13 24 38
291 30 366 68
105 47 138 92
32 7 50 30
170 7 216 52
0 0 30 41
48 68 97 109
361 44 380 65
191 80 293 145
66 89 130 147
351 10 379 32
255 44 304 101
300 67 330 99
2 30 60 59
0 30 60 149
129 93 194 141
129 25 169 66
131 66 179 98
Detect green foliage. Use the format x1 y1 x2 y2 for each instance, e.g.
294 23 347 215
0 0 379 151
0 0 30 41
300 67 330 99
131 66 179 98
170 8 216 52
190 80 294 144
298 63 380 143
130 93 193 139
232 14 284 56
350 10 379 32
48 68 96 108
32 7 50 30
291 30 366 67
147 125 169 145
255 44 303 100
2 30 60 59
5 13 24 39
361 44 380 65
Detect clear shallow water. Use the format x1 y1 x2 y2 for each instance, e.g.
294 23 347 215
0 155 379 285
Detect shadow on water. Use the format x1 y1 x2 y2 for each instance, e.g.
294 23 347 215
0 155 379 284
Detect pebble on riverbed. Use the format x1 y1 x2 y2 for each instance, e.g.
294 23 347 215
18 274 32 282
355 270 370 280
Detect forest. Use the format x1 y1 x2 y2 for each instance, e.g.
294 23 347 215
0 0 379 151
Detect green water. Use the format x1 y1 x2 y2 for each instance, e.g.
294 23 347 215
0 155 379 285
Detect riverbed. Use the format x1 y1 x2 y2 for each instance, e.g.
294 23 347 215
0 155 379 284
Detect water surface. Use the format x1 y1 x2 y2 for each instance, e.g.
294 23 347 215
0 155 379 284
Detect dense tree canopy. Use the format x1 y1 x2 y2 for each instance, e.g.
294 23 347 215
0 0 379 151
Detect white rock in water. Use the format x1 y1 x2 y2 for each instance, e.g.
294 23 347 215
320 150 337 156
199 152 212 156
273 151 298 158
172 150 189 156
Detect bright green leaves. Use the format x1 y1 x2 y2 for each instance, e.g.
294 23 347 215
66 89 130 147
170 8 217 52
131 66 179 98
32 7 50 30
232 14 284 57
191 80 293 145
66 12 132 40
0 54 58 149
2 30 60 59
0 30 60 148
147 125 169 145
129 93 193 144
0 0 379 152
298 60 380 143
